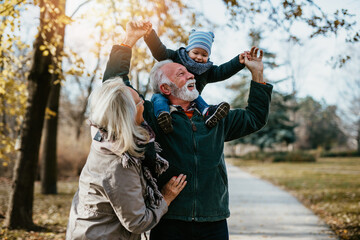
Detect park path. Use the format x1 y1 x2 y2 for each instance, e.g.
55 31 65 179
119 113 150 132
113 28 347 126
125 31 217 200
227 163 338 240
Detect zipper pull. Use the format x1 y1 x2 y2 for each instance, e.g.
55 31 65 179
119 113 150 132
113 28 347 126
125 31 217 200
192 122 197 132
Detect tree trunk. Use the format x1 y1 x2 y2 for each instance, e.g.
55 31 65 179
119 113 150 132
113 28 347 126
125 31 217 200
40 0 66 194
0 28 7 138
40 82 61 194
5 0 59 229
5 37 52 228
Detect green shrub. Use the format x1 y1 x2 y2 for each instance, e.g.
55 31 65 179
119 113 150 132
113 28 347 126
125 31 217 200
272 152 316 163
240 151 268 161
240 151 316 163
320 151 360 157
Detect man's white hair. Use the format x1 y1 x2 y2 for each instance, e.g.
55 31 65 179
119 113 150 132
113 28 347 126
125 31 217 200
89 78 149 157
149 60 174 93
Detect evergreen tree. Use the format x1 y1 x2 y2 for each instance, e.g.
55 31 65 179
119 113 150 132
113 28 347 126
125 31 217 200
296 97 347 150
232 91 297 150
230 29 297 150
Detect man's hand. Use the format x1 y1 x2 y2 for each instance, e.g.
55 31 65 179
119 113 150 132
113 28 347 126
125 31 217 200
244 46 265 83
122 20 152 47
161 174 187 206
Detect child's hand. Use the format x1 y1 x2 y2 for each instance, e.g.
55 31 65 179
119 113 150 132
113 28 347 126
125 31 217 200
239 51 251 64
127 20 150 33
123 20 151 47
144 21 153 38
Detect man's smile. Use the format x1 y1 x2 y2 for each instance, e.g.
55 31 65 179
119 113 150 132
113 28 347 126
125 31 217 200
187 82 195 90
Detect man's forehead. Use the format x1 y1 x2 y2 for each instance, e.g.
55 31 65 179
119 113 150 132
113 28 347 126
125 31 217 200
161 62 185 73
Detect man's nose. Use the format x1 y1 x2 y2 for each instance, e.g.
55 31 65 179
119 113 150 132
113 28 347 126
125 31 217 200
187 72 194 79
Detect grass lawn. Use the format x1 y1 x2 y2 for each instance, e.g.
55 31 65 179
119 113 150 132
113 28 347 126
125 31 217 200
0 157 359 239
228 157 360 240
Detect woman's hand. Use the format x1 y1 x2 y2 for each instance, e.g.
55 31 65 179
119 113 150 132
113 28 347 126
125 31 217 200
122 20 152 47
161 174 187 206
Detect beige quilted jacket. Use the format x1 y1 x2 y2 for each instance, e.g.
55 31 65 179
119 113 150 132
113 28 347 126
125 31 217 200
66 127 168 240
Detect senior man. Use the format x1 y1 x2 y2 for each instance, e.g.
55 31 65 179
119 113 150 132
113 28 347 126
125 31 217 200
103 21 273 240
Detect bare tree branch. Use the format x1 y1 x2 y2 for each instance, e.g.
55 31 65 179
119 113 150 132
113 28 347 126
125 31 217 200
69 0 92 18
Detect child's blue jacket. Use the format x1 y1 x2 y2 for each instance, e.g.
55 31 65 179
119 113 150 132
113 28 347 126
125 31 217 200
145 29 245 94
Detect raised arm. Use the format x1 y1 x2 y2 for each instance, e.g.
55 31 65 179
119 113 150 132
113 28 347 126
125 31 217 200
144 28 177 61
224 47 272 141
103 21 151 84
206 54 245 84
224 81 272 141
206 46 264 85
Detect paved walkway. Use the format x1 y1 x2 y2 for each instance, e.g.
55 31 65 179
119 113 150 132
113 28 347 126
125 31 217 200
227 164 337 240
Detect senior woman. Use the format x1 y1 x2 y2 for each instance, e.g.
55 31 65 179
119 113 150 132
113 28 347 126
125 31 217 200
66 79 186 240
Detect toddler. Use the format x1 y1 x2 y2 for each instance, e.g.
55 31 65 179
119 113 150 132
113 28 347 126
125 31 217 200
145 26 246 133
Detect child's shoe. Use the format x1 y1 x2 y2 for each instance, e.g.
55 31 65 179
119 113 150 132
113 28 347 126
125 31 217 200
158 112 173 134
204 102 230 128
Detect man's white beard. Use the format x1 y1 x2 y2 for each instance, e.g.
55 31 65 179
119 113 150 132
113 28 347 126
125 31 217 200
171 79 199 101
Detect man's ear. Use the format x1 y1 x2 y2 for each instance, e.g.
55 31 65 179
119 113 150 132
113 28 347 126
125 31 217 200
160 84 171 96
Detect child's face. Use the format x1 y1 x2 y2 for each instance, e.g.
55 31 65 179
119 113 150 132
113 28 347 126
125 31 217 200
188 48 209 63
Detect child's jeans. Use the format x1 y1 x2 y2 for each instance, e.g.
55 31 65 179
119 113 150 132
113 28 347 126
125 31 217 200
151 93 170 117
194 95 209 115
151 93 209 117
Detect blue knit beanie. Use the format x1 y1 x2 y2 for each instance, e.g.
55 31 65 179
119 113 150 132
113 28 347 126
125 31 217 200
185 29 215 55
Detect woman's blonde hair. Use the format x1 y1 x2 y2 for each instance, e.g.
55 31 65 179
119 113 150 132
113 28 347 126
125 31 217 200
89 78 149 157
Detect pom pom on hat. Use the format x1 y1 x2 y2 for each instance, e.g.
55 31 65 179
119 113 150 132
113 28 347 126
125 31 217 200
185 29 215 55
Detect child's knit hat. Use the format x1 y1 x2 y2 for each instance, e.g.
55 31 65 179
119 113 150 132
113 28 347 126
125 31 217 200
185 30 215 55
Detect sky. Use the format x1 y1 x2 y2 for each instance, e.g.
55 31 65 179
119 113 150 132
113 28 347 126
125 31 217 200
189 0 360 107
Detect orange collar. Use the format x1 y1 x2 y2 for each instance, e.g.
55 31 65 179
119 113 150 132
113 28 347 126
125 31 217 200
184 110 194 119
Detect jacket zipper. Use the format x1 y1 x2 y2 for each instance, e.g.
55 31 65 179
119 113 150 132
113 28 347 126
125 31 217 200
189 118 197 221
